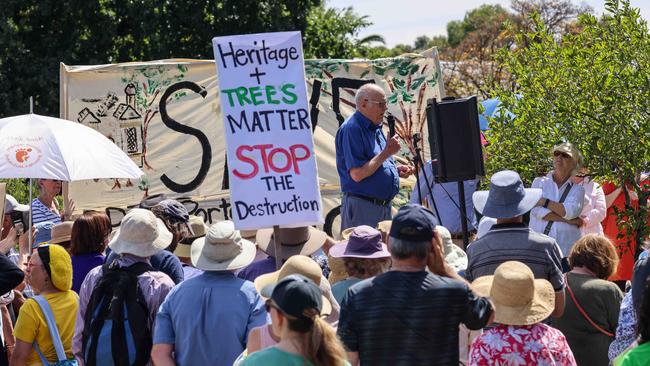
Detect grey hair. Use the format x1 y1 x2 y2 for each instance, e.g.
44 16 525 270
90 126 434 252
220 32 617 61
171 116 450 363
355 83 384 106
389 237 431 261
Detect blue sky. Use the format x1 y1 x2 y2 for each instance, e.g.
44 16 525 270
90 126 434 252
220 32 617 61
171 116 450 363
327 0 650 47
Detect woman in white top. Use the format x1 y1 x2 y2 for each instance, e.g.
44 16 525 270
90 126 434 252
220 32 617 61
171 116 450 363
529 142 585 256
572 172 607 236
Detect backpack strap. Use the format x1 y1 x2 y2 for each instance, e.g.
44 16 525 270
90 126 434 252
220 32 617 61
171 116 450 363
83 260 153 366
32 295 67 362
565 274 614 337
123 261 154 276
543 183 573 235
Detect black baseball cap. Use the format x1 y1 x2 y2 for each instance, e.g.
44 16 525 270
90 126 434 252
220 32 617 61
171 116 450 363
264 274 331 318
139 194 168 210
389 204 439 241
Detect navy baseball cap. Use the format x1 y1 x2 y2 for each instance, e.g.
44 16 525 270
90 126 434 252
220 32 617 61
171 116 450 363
264 274 331 318
389 204 439 241
139 194 168 210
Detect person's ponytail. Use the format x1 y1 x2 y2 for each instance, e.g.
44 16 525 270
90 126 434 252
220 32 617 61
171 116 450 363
304 316 347 366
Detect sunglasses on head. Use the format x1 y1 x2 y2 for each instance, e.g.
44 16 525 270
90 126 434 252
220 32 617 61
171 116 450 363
553 151 571 158
265 299 281 313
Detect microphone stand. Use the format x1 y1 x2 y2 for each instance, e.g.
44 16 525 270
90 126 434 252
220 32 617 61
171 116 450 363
412 133 441 221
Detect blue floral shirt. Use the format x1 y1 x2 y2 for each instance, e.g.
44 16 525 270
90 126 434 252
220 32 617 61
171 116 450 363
609 291 637 363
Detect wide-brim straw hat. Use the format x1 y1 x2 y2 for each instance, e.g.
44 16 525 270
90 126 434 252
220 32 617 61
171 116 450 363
472 261 554 326
436 226 468 272
174 215 207 258
50 221 73 244
109 208 172 258
473 170 542 219
254 255 331 316
256 226 327 260
191 221 256 271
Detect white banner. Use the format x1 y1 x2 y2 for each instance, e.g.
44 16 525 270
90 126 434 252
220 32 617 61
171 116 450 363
213 31 322 229
60 50 444 237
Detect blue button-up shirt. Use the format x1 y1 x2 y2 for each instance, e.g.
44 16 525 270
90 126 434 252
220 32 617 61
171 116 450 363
335 111 399 201
153 271 268 366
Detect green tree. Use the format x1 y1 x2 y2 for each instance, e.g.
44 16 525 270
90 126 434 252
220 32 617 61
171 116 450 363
414 35 431 50
487 0 650 254
0 0 321 118
511 0 592 35
303 5 383 59
446 20 465 47
446 4 510 47
442 5 515 97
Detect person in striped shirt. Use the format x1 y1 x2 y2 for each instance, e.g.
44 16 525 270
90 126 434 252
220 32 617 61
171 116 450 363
31 179 62 225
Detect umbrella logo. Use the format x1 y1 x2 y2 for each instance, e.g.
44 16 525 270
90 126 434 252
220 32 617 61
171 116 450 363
5 144 42 168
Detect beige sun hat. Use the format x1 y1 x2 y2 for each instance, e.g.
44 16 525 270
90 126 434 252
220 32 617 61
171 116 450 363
472 261 555 326
191 221 256 271
552 142 583 171
256 226 327 260
328 227 355 284
254 255 331 316
341 227 355 240
240 229 258 241
109 208 173 258
50 221 73 244
436 226 468 272
376 220 392 244
174 215 208 258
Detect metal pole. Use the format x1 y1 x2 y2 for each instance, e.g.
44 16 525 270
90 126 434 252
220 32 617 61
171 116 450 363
458 181 469 250
28 179 33 250
28 97 34 248
272 225 282 270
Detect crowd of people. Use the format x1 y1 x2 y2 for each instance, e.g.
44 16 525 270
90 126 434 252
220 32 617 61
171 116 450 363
0 84 647 366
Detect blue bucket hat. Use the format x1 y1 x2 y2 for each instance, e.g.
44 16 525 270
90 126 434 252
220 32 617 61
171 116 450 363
34 221 55 247
472 170 542 219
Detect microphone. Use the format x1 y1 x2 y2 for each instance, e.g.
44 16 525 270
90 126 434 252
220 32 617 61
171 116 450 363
387 113 396 137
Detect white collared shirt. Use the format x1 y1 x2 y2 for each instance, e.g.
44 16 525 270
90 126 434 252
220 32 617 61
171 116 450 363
529 171 585 255
576 178 606 236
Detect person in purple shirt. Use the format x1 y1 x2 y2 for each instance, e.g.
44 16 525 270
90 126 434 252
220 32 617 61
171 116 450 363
70 210 110 293
237 226 329 282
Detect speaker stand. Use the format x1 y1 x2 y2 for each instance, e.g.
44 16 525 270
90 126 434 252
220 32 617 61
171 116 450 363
458 181 469 250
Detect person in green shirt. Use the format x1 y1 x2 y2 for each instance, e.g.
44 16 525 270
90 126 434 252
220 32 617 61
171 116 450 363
615 278 650 366
242 274 349 366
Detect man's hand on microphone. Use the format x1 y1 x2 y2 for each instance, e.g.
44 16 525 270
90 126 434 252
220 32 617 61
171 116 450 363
383 135 400 156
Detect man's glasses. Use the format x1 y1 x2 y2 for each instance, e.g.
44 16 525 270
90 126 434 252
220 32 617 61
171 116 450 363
365 99 387 108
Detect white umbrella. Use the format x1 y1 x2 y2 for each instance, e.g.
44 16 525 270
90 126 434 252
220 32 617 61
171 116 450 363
0 113 143 180
0 113 143 248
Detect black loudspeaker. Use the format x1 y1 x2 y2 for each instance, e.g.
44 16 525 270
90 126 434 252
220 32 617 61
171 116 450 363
426 96 485 182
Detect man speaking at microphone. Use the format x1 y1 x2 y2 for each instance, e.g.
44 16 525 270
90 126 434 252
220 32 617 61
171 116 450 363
335 84 413 230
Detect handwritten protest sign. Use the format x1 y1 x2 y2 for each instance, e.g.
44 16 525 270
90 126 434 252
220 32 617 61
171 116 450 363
61 50 444 237
212 31 322 229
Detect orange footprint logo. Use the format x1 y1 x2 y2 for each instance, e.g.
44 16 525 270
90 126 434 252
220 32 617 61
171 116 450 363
15 148 32 163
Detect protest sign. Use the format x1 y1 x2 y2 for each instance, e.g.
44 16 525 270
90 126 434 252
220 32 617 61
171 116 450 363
212 31 322 229
60 49 444 236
